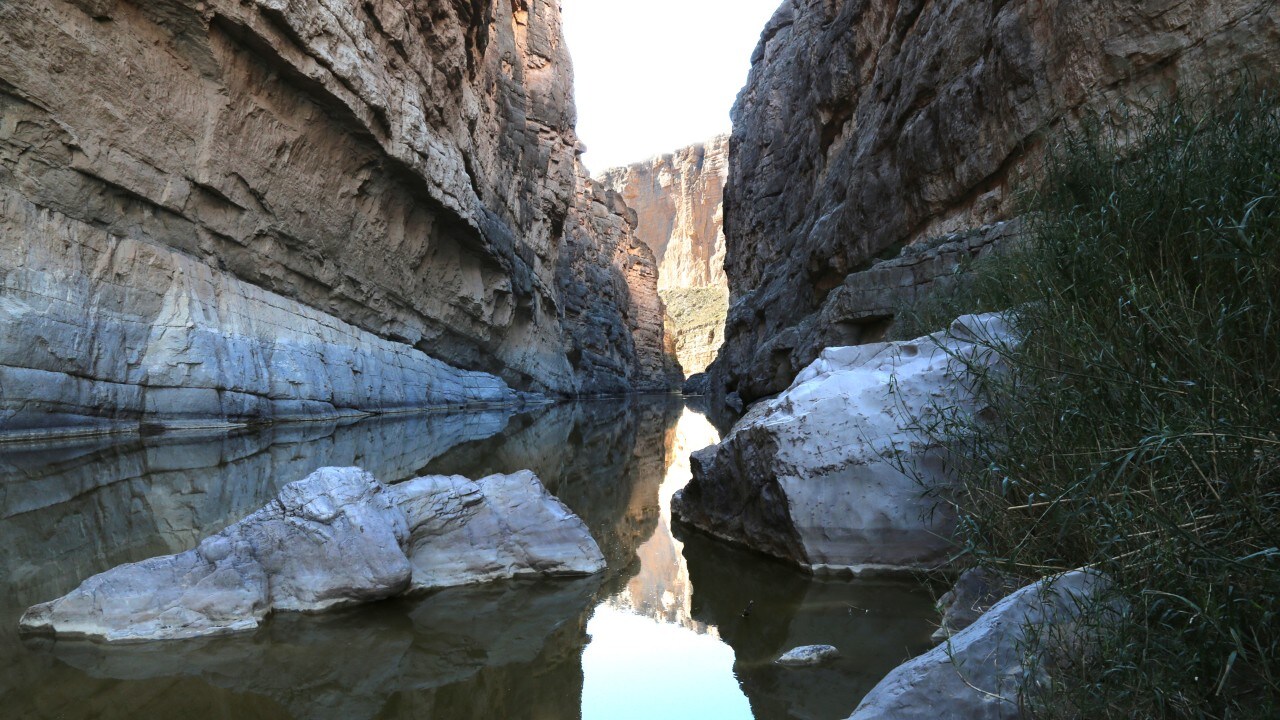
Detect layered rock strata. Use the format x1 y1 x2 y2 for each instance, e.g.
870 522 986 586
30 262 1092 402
673 314 1014 574
0 0 675 437
599 135 729 293
557 166 681 393
19 466 604 641
601 137 731 378
711 0 1280 407
0 206 521 440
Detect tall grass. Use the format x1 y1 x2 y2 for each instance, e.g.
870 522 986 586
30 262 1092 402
907 89 1280 718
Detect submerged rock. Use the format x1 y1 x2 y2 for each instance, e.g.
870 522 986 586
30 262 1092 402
19 467 604 642
673 313 1015 574
776 644 841 667
847 571 1113 720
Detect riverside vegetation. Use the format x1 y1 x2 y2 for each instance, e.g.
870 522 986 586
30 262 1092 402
895 89 1280 719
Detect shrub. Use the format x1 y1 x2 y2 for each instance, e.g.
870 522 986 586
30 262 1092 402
909 88 1280 719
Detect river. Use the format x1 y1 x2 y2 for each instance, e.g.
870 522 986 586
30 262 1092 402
0 397 936 719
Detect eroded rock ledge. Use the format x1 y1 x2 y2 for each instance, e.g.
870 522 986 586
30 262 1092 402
19 466 604 642
673 313 1014 575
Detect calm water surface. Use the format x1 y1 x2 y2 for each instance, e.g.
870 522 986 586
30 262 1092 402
0 398 937 719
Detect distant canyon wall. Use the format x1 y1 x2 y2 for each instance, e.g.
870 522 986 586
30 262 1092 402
600 135 729 293
710 0 1280 407
0 0 672 438
601 136 730 377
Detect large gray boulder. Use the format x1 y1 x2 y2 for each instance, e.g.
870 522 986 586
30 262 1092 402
673 313 1014 574
847 571 1112 720
19 467 604 642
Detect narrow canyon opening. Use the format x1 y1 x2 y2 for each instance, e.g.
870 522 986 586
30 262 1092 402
597 135 731 381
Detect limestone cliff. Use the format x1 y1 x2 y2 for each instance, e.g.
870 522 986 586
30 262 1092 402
710 0 1280 408
557 165 681 394
0 0 672 437
601 136 729 376
599 135 728 293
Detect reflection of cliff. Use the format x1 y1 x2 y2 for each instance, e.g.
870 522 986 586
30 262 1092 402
424 397 681 594
25 577 601 720
676 529 938 720
608 409 721 632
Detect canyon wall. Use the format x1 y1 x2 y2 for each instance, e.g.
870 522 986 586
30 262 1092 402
599 135 729 293
601 136 729 377
0 0 672 437
557 165 681 394
710 0 1280 408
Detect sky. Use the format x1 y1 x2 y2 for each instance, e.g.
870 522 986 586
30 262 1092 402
560 0 784 174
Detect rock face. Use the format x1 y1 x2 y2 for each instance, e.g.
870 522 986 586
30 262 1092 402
19 466 604 642
711 0 1280 407
557 165 681 393
0 0 674 438
847 571 1111 720
600 137 730 377
599 135 729 293
673 314 1014 574
662 286 729 378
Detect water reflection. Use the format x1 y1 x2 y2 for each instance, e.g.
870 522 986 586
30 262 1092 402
0 398 937 719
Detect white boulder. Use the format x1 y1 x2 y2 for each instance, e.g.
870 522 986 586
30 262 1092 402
673 313 1015 573
19 466 604 642
847 571 1111 720
391 470 607 591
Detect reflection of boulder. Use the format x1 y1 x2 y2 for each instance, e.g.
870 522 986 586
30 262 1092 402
30 576 601 720
677 527 937 720
21 468 603 642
